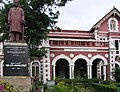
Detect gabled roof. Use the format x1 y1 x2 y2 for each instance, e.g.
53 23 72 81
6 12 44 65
90 7 120 32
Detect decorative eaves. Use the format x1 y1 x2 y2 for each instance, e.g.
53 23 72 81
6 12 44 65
90 7 120 32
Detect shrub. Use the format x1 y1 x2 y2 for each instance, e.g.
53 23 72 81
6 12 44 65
92 83 120 92
30 81 43 92
0 80 17 92
46 81 91 92
113 67 120 82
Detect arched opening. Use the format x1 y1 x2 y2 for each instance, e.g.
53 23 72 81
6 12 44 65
55 59 69 79
74 59 87 78
92 59 104 79
110 20 116 30
108 18 119 31
31 61 40 78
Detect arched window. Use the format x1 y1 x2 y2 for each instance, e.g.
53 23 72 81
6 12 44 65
30 61 40 77
108 18 119 31
110 20 116 30
32 62 39 76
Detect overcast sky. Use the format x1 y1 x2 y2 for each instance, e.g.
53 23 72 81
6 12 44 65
56 0 120 30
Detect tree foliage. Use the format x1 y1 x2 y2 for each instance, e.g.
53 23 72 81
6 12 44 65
0 0 72 57
113 67 120 82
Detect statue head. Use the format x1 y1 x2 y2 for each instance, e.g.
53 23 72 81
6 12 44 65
13 0 19 7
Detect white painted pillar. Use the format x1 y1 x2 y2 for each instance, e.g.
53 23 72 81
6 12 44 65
99 64 101 79
53 65 56 80
104 65 106 80
39 64 41 81
42 39 51 84
1 64 3 76
89 65 92 79
70 64 74 79
71 65 74 79
109 38 116 80
69 65 72 79
30 64 32 77
0 64 1 76
1 64 3 77
97 61 102 79
87 65 90 79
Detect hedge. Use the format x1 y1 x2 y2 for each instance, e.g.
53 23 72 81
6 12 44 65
92 83 120 92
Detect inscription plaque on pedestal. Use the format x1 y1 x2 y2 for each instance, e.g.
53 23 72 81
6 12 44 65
3 42 29 76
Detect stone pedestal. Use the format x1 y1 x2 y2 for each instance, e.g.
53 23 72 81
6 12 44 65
0 76 31 92
2 42 31 92
3 42 29 76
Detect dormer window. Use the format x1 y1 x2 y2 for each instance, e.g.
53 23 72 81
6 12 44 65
108 17 119 31
110 20 116 30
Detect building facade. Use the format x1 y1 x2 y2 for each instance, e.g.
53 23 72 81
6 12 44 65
0 7 120 83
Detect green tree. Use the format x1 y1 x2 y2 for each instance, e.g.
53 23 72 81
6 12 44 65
113 67 120 82
0 0 72 57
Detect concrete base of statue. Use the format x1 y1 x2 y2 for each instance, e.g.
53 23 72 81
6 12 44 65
0 76 31 92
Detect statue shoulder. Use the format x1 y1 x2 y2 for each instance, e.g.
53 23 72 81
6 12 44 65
19 7 24 11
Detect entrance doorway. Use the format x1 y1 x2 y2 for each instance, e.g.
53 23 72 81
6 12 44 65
55 59 69 79
92 59 104 79
74 59 87 78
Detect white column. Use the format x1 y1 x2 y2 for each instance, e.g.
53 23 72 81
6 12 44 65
1 64 3 77
53 65 56 80
71 65 74 79
42 39 51 84
99 64 101 79
69 65 72 79
89 65 92 79
104 65 106 80
38 63 41 81
87 65 90 79
30 64 32 77
69 64 74 79
0 64 1 76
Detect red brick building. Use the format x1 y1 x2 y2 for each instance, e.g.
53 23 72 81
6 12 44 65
46 7 120 82
0 7 120 83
